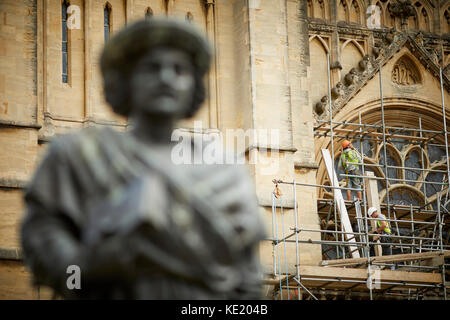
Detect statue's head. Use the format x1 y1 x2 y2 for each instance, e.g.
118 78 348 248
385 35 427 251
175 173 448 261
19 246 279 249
100 18 212 120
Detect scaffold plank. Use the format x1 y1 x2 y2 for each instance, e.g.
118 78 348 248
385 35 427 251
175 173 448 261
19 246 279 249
320 250 450 267
321 149 360 258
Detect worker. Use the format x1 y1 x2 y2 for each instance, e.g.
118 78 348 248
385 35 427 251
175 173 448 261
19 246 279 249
339 140 363 201
368 207 393 256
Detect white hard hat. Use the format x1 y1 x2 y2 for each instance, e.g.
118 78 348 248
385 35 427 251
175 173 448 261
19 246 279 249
368 207 377 216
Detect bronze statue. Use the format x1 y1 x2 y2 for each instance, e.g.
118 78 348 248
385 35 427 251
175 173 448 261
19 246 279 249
21 18 266 299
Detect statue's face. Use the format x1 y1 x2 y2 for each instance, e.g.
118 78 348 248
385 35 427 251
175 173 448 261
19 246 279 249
129 46 195 120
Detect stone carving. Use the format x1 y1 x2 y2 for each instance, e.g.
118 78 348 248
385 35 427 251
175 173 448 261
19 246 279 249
315 95 328 116
358 54 371 71
392 56 420 85
344 68 358 86
331 81 344 98
372 42 382 58
388 0 415 21
21 18 265 300
331 61 343 70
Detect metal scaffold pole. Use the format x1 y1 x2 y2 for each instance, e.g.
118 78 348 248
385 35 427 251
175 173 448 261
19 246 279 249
439 67 449 300
293 180 300 300
327 53 341 259
378 68 392 226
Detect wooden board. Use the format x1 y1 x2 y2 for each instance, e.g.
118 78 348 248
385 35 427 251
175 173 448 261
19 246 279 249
320 250 450 267
264 265 443 289
321 149 360 258
364 171 382 256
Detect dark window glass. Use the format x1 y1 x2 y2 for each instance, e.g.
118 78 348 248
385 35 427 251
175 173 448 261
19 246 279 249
104 5 111 42
62 0 69 83
145 8 153 20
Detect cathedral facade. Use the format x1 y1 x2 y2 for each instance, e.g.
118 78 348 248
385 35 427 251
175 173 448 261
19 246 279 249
1 0 449 299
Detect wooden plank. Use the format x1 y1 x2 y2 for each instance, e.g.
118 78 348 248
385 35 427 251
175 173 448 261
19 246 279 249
298 265 442 284
320 250 450 267
321 149 360 258
0 260 53 300
364 171 382 256
264 265 443 286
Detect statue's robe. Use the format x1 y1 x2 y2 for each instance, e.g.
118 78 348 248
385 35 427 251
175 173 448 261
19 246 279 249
21 127 266 299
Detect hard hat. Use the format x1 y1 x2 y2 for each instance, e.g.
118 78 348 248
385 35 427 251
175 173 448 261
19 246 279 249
342 140 351 149
368 207 377 216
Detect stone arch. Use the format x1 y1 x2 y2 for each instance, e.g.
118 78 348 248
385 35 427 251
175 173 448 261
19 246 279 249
168 0 207 30
391 54 422 86
340 40 364 80
407 8 419 30
310 35 330 53
337 0 348 22
348 0 363 25
412 0 431 32
307 0 329 20
380 184 426 206
309 36 330 114
186 11 194 22
374 1 386 27
341 39 365 57
145 7 153 20
443 4 450 34
375 143 403 185
403 144 430 189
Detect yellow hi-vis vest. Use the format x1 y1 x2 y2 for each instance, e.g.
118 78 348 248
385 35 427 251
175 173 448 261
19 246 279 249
377 219 391 234
341 149 360 171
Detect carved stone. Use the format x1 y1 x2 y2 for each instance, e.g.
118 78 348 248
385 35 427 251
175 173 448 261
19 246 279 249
331 61 343 70
344 68 358 86
392 56 420 86
388 0 415 21
315 95 328 116
358 55 371 71
331 82 344 99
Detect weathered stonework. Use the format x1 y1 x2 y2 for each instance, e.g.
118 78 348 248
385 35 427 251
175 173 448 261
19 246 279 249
1 0 450 299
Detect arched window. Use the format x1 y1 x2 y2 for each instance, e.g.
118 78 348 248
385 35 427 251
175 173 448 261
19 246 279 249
145 7 153 20
186 12 193 23
412 1 430 32
337 0 348 22
61 0 69 83
104 3 112 42
349 0 361 24
307 0 313 17
329 129 448 212
444 8 450 34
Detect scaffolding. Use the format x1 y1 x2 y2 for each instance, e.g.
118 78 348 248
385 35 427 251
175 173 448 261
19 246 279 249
263 56 450 300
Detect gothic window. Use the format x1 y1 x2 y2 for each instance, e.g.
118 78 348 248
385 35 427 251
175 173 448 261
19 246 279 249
307 0 313 17
328 133 448 214
337 0 348 22
145 7 153 20
104 3 112 42
330 131 449 212
349 0 360 24
444 8 450 34
412 1 430 32
62 0 69 83
375 1 384 27
420 8 430 32
308 0 328 20
186 12 193 23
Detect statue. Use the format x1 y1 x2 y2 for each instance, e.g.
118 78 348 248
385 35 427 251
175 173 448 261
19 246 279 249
21 18 266 299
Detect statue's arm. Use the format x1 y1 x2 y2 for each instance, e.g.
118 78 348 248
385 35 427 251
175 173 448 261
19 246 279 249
20 141 87 297
20 140 133 297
